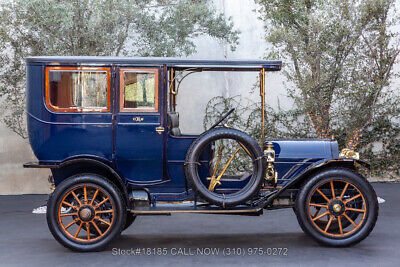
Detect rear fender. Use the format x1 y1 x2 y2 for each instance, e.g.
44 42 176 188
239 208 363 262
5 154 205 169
51 157 129 206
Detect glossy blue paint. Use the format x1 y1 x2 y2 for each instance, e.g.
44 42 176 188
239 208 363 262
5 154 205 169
266 139 339 186
115 67 166 184
25 57 344 203
26 63 113 163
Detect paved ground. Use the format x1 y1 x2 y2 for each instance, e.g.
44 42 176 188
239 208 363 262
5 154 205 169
0 183 399 267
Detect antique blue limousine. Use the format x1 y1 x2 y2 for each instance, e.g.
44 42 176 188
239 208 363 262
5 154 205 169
24 56 378 251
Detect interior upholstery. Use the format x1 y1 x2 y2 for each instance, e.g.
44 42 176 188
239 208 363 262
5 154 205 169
167 112 181 136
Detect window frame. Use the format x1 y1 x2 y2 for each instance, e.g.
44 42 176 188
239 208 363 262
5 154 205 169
45 66 111 113
119 68 159 113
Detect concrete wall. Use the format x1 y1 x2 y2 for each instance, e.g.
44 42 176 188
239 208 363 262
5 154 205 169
177 0 288 134
0 0 398 194
0 123 51 194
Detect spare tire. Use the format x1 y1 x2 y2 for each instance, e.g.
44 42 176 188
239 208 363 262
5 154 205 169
184 128 265 208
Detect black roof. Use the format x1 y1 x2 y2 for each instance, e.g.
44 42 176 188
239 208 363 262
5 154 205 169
26 56 282 71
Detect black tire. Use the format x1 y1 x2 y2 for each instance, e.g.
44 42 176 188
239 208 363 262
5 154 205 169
295 168 378 247
47 174 126 252
184 127 265 207
123 213 136 230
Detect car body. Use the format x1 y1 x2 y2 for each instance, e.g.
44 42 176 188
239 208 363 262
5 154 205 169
24 56 377 251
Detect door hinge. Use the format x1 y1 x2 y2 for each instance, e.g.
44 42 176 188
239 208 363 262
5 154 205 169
156 126 165 134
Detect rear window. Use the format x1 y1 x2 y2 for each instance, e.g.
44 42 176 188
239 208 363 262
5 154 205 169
45 67 110 112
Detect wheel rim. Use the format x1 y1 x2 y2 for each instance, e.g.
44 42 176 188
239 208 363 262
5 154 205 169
307 179 367 237
57 185 115 242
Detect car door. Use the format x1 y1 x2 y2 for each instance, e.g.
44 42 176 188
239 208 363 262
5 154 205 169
115 67 165 183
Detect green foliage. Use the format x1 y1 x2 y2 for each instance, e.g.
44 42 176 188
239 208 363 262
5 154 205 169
0 0 239 138
204 94 400 178
250 0 400 178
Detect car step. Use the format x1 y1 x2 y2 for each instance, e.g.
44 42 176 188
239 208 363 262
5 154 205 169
129 204 263 216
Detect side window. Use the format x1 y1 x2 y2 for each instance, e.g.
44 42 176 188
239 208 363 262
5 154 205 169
45 67 110 112
120 68 159 112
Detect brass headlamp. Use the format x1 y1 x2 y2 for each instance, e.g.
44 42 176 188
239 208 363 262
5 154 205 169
264 142 277 186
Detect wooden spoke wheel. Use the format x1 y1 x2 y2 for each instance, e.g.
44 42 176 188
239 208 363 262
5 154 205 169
295 168 378 247
58 185 115 242
307 180 366 237
47 174 126 252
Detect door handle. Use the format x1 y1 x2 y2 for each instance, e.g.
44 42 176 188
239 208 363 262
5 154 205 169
155 126 165 134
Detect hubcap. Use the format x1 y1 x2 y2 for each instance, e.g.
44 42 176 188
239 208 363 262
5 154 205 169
333 204 341 213
79 207 93 221
328 199 345 216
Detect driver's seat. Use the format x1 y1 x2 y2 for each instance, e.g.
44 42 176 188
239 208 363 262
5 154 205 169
167 112 181 136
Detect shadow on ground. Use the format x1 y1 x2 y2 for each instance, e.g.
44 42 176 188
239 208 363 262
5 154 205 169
0 183 398 266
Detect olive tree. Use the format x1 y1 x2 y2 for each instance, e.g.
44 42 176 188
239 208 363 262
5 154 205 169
0 0 239 138
254 0 400 176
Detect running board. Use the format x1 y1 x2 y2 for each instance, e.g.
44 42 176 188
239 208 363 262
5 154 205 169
129 204 263 216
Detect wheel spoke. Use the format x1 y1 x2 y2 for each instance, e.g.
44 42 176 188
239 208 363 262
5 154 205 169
344 194 362 204
312 211 330 221
84 186 88 204
316 189 330 202
95 197 110 209
309 203 328 208
339 182 349 200
60 212 78 217
64 219 78 230
212 146 224 177
346 207 366 213
86 223 90 240
208 146 223 191
238 142 251 157
96 209 114 214
74 222 83 238
338 216 343 234
324 216 333 232
95 216 111 226
210 147 241 191
58 185 115 242
90 189 99 205
313 209 320 217
62 201 78 210
91 221 103 236
309 180 367 237
71 191 82 206
343 212 358 227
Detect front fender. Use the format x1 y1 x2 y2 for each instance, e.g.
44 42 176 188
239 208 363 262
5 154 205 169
284 157 369 190
262 158 370 208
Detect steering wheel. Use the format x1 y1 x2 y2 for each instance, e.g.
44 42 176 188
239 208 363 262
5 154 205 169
209 108 235 130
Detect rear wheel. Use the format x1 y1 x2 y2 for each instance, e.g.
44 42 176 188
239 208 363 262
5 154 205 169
47 174 126 252
295 168 378 247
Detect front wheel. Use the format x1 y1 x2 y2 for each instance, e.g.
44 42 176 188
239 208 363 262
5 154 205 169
46 174 126 252
295 168 378 247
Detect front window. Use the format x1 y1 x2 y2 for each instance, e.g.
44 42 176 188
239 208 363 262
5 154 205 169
120 68 159 112
45 67 110 112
